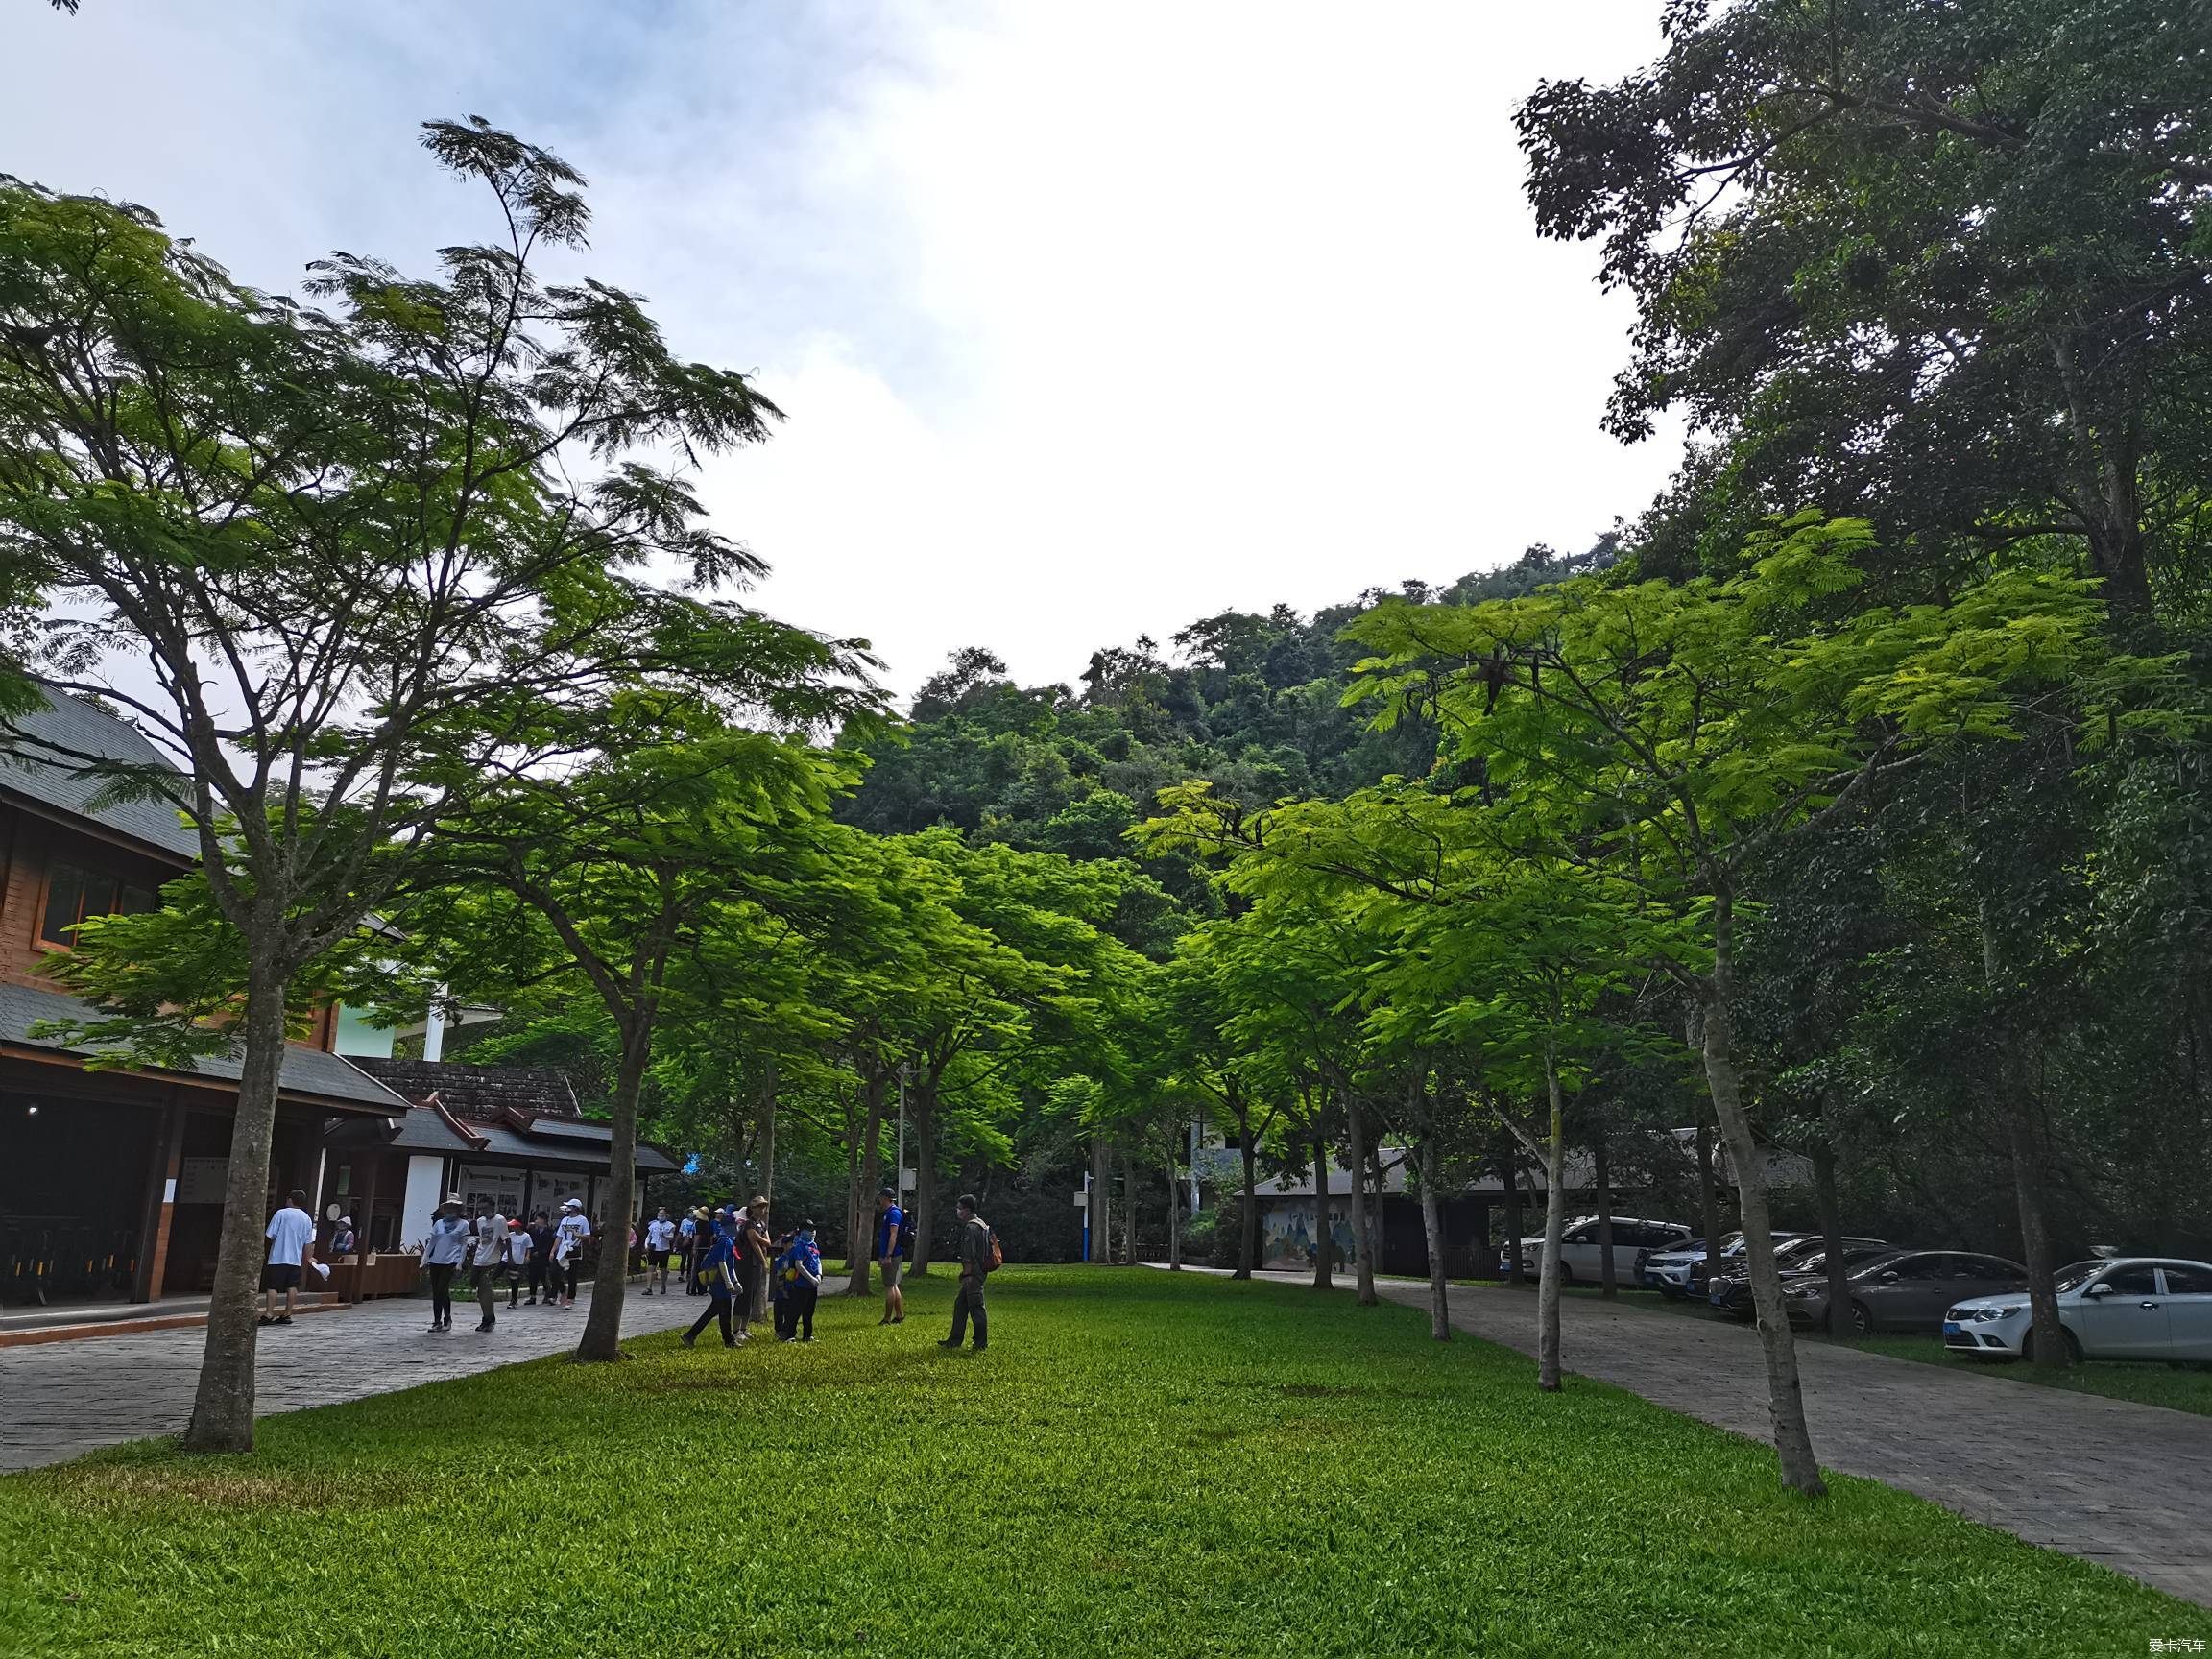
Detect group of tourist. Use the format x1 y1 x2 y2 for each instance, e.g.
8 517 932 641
256 1183 1000 1348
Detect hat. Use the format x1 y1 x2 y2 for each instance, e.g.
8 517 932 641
338 1215 353 1227
562 1197 583 1211
442 1192 464 1208
507 1217 524 1230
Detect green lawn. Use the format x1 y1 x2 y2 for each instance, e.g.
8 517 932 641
4 1269 2205 1658
1849 1332 2212 1416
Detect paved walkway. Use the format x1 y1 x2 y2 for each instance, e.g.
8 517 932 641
1355 1276 2212 1607
0 1285 809 1472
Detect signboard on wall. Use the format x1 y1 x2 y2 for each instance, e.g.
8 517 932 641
456 1163 526 1218
176 1157 228 1205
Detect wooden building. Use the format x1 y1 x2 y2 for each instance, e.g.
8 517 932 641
0 687 408 1306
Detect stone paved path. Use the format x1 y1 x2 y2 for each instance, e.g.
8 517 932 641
0 1285 835 1472
1358 1276 2212 1608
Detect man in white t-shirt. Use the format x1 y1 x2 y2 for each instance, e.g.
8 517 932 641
643 1207 677 1295
261 1190 316 1327
553 1198 592 1309
469 1211 509 1333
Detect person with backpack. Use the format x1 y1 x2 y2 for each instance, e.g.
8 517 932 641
939 1193 998 1353
775 1220 825 1342
682 1210 741 1349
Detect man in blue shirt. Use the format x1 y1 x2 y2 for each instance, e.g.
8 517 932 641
874 1187 905 1326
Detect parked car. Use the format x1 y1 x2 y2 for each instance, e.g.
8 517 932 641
1707 1239 1890 1319
1944 1258 2212 1362
1502 1216 1691 1285
1643 1232 1804 1300
1784 1248 2028 1334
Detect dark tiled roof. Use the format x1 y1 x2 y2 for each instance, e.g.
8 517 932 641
0 685 201 860
351 1058 582 1121
325 1103 476 1154
468 1118 679 1174
0 980 408 1113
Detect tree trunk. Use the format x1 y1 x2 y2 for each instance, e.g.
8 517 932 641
841 1087 862 1275
1696 1118 1721 1277
1310 1138 1332 1290
910 1081 939 1277
1699 924 1826 1496
576 1013 653 1363
1812 1127 1850 1340
1417 1136 1449 1341
181 964 291 1453
1503 1153 1525 1286
2008 1106 2069 1370
847 1073 885 1297
1346 1087 1377 1306
1092 1135 1110 1266
1593 1127 1616 1298
1235 1133 1257 1280
1536 1063 1568 1391
1166 1152 1182 1270
758 1056 778 1206
1121 1151 1137 1264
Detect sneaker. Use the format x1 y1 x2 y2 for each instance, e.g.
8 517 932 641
257 1315 274 1327
476 1320 494 1333
681 1332 696 1348
275 1314 293 1326
937 1339 961 1349
524 1297 537 1306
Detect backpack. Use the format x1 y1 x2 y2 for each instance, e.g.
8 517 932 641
985 1228 1004 1274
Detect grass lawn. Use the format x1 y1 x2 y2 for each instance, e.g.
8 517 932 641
4 1269 2206 1658
1848 1332 2212 1417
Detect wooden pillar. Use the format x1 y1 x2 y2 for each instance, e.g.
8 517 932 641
349 1152 382 1304
136 1097 188 1303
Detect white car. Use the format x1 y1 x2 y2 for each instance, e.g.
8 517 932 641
1503 1216 1692 1286
1944 1257 2212 1362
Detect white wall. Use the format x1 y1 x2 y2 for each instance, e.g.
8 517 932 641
399 1155 446 1251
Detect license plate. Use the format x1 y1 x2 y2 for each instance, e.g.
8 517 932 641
1941 1320 1961 1335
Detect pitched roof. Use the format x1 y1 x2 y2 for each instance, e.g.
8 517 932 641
0 980 409 1113
0 685 200 861
350 1058 582 1121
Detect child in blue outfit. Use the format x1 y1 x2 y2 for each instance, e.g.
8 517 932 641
774 1220 825 1342
682 1213 742 1348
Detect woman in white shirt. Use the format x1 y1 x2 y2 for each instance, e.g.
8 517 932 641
643 1207 678 1295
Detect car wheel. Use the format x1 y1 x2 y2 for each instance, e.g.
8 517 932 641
1557 1263 1575 1286
2021 1327 2084 1365
1848 1300 1873 1336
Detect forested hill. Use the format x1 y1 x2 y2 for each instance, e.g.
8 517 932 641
837 536 1620 884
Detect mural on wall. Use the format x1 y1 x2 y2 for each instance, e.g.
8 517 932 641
1259 1201 1359 1271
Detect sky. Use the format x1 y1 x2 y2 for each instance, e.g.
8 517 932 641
6 1 1683 704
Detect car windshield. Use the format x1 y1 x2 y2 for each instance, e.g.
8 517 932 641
1848 1250 1912 1281
2053 1261 2105 1293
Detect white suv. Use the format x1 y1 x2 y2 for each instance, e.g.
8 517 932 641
1503 1216 1693 1285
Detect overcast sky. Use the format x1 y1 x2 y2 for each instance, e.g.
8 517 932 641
7 2 1682 703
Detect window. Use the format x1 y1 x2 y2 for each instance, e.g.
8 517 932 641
1896 1255 1952 1280
40 862 155 947
2157 1264 2212 1295
2095 1265 2159 1296
1957 1257 2023 1282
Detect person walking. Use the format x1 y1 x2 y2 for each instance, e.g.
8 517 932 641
679 1207 702 1294
682 1210 740 1349
502 1217 531 1307
524 1211 556 1306
553 1197 591 1310
874 1187 906 1326
260 1189 316 1327
643 1207 677 1295
939 1193 997 1353
422 1194 471 1334
470 1210 508 1332
775 1220 825 1342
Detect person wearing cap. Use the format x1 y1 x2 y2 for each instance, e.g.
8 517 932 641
681 1208 740 1348
501 1215 532 1307
774 1219 825 1342
469 1207 508 1332
421 1194 471 1334
874 1187 906 1326
327 1214 357 1260
553 1197 591 1309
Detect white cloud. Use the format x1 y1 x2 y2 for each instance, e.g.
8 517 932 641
3 1 1682 700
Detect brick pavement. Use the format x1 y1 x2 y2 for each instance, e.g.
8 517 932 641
1365 1277 2212 1608
0 1283 815 1472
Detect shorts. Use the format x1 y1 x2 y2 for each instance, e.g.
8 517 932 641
648 1249 671 1268
262 1262 301 1292
879 1258 902 1289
